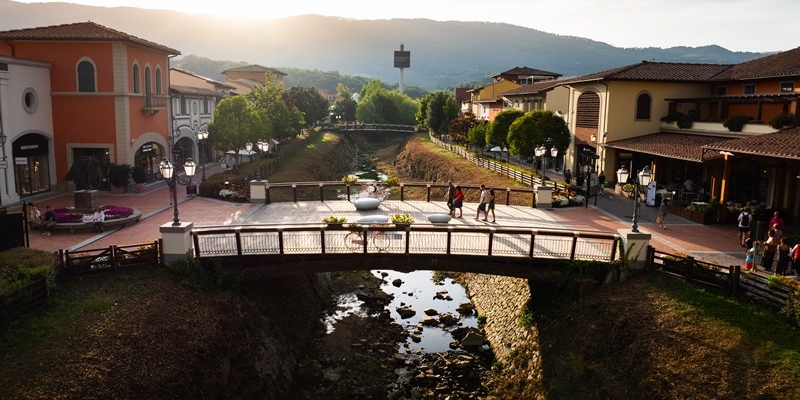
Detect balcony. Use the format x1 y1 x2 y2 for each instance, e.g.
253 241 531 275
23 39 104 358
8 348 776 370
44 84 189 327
142 93 169 115
660 120 777 136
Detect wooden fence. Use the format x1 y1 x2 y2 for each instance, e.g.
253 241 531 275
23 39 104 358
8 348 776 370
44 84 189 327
58 240 162 276
650 247 798 310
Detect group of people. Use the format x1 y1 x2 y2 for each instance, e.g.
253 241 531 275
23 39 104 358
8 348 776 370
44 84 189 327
27 203 106 234
741 210 798 275
445 182 496 223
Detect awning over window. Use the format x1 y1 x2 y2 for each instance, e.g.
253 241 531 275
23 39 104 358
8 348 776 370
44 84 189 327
603 132 728 163
701 127 800 161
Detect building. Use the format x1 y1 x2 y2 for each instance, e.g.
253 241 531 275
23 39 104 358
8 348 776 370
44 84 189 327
221 64 286 95
0 21 180 194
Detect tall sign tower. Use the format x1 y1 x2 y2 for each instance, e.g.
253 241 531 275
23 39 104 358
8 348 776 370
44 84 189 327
394 44 410 94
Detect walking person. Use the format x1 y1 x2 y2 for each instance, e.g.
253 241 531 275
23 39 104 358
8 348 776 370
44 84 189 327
484 189 496 222
737 208 751 247
597 170 606 196
776 237 791 276
656 199 669 229
476 184 487 220
446 181 456 216
744 238 756 273
761 229 777 272
452 185 464 218
564 169 572 185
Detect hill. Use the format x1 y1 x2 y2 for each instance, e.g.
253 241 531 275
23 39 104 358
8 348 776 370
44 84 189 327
0 0 766 90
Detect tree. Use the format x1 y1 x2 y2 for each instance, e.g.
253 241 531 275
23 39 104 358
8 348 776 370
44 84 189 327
332 83 357 122
448 112 478 145
283 86 330 128
207 96 260 168
356 80 417 125
423 91 458 136
487 109 524 162
247 73 304 140
467 121 488 151
507 110 571 169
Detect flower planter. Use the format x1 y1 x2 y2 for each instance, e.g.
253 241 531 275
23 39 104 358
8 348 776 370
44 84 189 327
110 185 126 194
133 183 147 193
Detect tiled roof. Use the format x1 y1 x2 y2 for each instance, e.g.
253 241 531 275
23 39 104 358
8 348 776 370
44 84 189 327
493 66 561 78
222 64 286 76
169 85 220 97
702 127 800 160
567 61 732 84
171 68 235 89
501 80 561 96
603 132 730 163
0 21 179 55
710 47 800 81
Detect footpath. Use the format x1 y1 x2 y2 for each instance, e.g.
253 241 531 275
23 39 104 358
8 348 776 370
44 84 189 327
7 159 750 273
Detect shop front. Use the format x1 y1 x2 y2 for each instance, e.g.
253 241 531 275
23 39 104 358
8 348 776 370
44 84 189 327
134 142 165 182
12 133 50 197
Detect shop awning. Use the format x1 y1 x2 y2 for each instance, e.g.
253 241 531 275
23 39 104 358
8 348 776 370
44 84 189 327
701 127 800 161
603 132 729 163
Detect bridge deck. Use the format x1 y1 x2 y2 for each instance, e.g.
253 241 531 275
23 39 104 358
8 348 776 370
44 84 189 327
233 200 571 231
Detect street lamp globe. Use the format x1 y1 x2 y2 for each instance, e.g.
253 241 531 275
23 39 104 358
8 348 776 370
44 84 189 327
638 166 652 186
550 147 558 158
159 157 174 180
616 165 629 184
245 142 253 153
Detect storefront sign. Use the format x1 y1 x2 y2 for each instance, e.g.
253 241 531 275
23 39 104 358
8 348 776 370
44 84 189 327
15 157 27 165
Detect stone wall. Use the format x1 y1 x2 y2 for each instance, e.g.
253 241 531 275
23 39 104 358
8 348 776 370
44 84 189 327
463 273 542 370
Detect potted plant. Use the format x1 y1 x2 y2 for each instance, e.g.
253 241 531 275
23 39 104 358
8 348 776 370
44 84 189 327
322 215 347 226
131 165 147 193
390 212 414 227
107 163 131 194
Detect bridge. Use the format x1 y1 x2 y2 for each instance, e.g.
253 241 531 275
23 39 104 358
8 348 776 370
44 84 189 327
332 123 416 134
189 192 622 282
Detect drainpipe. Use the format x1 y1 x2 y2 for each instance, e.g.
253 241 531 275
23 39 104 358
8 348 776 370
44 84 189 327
599 80 610 175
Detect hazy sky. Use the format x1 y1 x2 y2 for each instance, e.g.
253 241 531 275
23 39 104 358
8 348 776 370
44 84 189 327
13 0 800 52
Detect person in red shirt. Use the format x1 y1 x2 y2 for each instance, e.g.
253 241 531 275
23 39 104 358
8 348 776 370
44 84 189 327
769 211 785 231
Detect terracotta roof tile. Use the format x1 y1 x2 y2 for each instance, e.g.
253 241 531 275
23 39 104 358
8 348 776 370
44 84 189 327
501 80 561 96
604 132 729 163
222 64 286 76
169 85 220 97
710 47 800 81
567 61 731 84
0 21 179 55
493 66 561 78
702 127 800 160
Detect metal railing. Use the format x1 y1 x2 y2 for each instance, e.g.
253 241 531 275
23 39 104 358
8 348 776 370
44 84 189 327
193 224 619 262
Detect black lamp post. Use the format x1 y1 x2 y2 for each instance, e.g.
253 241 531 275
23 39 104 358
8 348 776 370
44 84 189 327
535 145 546 184
196 129 209 182
160 157 197 226
0 131 5 208
549 146 558 186
617 164 652 233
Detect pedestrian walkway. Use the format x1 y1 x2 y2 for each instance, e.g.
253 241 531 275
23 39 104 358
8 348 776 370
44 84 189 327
6 163 749 272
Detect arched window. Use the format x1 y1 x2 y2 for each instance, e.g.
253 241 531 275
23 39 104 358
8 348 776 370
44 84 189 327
575 92 600 128
77 60 96 92
155 67 162 94
132 64 140 93
144 66 152 95
635 92 652 120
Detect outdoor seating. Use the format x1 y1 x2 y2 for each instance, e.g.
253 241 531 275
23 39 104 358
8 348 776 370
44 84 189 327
354 197 381 211
427 214 452 224
356 215 389 224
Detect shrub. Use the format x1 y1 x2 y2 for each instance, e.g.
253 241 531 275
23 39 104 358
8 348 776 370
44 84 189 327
768 113 794 129
723 115 754 132
390 212 414 224
131 166 147 183
108 163 132 187
322 215 347 224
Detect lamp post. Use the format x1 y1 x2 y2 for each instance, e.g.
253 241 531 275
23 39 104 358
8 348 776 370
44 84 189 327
549 147 559 186
0 131 6 208
535 146 546 184
617 165 652 233
160 157 197 226
196 129 209 182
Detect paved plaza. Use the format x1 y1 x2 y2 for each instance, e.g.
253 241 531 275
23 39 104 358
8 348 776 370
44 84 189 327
11 173 747 271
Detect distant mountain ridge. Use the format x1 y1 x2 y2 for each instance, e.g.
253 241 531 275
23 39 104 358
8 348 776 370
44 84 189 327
0 0 766 90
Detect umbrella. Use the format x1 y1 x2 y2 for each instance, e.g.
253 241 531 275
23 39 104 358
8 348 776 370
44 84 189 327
489 146 508 152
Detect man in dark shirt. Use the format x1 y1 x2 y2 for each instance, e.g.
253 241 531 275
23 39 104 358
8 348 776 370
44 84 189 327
598 171 606 196
42 205 57 236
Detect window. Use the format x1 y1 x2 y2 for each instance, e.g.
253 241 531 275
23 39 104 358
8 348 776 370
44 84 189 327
575 92 600 128
715 86 727 95
743 84 755 94
780 82 795 92
132 64 140 93
155 68 162 94
144 66 152 95
635 93 651 120
203 98 210 114
22 88 38 113
180 96 187 115
77 60 96 92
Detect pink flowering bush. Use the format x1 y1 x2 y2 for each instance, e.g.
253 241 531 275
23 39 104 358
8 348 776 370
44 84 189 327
52 206 134 223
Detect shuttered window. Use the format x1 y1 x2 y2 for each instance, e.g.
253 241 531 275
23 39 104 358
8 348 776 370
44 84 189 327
576 92 600 128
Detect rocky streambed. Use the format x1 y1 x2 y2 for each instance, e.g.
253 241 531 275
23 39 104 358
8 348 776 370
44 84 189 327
287 270 495 399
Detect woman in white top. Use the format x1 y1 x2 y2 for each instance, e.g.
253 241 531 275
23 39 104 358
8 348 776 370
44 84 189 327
92 207 106 232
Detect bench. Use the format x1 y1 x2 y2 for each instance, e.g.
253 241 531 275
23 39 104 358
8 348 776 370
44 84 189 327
357 215 390 224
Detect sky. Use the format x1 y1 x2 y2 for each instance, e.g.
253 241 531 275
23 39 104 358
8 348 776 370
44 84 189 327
13 0 800 52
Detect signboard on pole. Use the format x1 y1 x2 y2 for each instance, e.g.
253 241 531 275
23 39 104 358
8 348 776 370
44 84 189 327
394 50 410 68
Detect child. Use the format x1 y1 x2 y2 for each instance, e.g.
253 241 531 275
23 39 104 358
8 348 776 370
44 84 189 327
744 238 756 273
